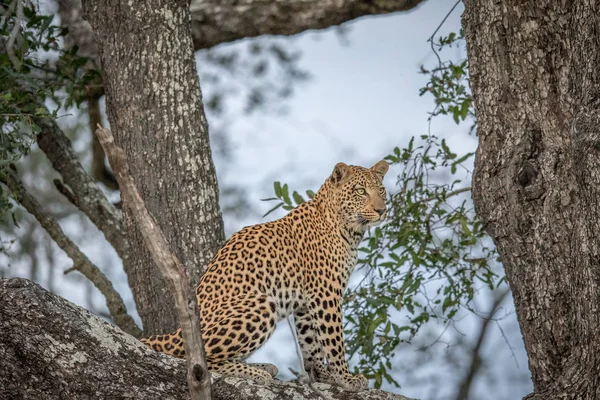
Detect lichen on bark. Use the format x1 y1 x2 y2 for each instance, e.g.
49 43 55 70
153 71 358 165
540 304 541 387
0 278 417 400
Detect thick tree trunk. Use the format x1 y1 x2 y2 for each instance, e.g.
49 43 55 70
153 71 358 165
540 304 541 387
463 1 600 398
0 278 415 400
82 0 225 334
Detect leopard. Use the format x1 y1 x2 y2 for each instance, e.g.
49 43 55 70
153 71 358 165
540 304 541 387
141 160 389 392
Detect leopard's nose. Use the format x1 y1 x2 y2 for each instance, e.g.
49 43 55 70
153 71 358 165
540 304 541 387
375 207 386 216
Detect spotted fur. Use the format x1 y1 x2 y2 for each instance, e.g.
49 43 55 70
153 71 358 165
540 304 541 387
141 160 389 391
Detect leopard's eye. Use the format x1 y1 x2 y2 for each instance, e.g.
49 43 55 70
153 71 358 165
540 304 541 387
355 187 366 195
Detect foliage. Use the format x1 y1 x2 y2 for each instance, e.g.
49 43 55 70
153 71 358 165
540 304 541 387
420 30 475 132
0 1 98 219
263 31 503 388
264 135 499 387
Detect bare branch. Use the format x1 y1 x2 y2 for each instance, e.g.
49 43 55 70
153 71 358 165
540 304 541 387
190 0 425 50
58 0 99 66
88 96 118 190
58 0 116 190
453 288 511 400
5 0 22 68
95 125 212 400
35 117 128 260
57 0 425 54
0 167 141 338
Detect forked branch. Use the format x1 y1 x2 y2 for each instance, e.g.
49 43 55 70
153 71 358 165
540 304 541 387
94 125 212 400
35 116 127 259
0 167 141 338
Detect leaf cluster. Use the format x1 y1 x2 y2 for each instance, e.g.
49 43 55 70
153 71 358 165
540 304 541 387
420 31 474 129
0 2 97 220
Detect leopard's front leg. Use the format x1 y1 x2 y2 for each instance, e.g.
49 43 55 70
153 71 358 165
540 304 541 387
294 306 331 382
307 296 368 392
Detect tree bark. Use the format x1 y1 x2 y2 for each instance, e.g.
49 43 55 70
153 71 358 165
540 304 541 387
463 1 600 398
1 167 140 338
82 0 226 334
189 0 424 50
0 278 416 400
96 125 212 399
36 117 127 260
62 0 424 53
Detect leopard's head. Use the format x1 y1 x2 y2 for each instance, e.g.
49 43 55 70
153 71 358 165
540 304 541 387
327 160 389 230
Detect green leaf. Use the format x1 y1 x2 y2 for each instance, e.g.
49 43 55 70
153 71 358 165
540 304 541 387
281 184 291 205
292 191 305 205
274 181 282 197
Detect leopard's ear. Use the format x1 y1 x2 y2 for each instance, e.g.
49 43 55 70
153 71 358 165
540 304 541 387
330 162 350 184
371 160 389 180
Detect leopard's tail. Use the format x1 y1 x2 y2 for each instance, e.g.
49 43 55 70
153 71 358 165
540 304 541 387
140 328 185 358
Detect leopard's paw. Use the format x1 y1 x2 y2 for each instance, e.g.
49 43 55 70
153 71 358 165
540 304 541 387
334 373 368 392
251 363 279 377
307 363 333 383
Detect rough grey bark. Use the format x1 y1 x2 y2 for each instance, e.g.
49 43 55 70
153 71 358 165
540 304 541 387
61 0 424 53
96 125 212 398
82 0 226 334
1 168 140 338
0 278 416 400
463 1 600 398
189 0 424 50
35 117 127 260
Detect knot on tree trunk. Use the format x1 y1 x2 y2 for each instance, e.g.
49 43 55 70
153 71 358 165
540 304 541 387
517 161 544 200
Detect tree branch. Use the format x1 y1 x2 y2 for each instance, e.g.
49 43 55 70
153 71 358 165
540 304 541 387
453 288 511 400
58 0 424 55
0 167 141 338
58 0 117 191
0 278 417 400
88 96 118 190
190 0 425 49
95 125 212 399
35 117 128 260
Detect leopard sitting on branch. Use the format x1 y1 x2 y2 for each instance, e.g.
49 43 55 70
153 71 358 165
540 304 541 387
141 160 389 392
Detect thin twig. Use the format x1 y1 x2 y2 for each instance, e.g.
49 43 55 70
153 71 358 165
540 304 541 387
287 316 307 377
452 288 511 400
95 125 212 400
427 0 462 45
421 186 472 203
286 316 329 399
424 0 462 131
417 186 472 255
6 0 23 69
0 166 142 338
